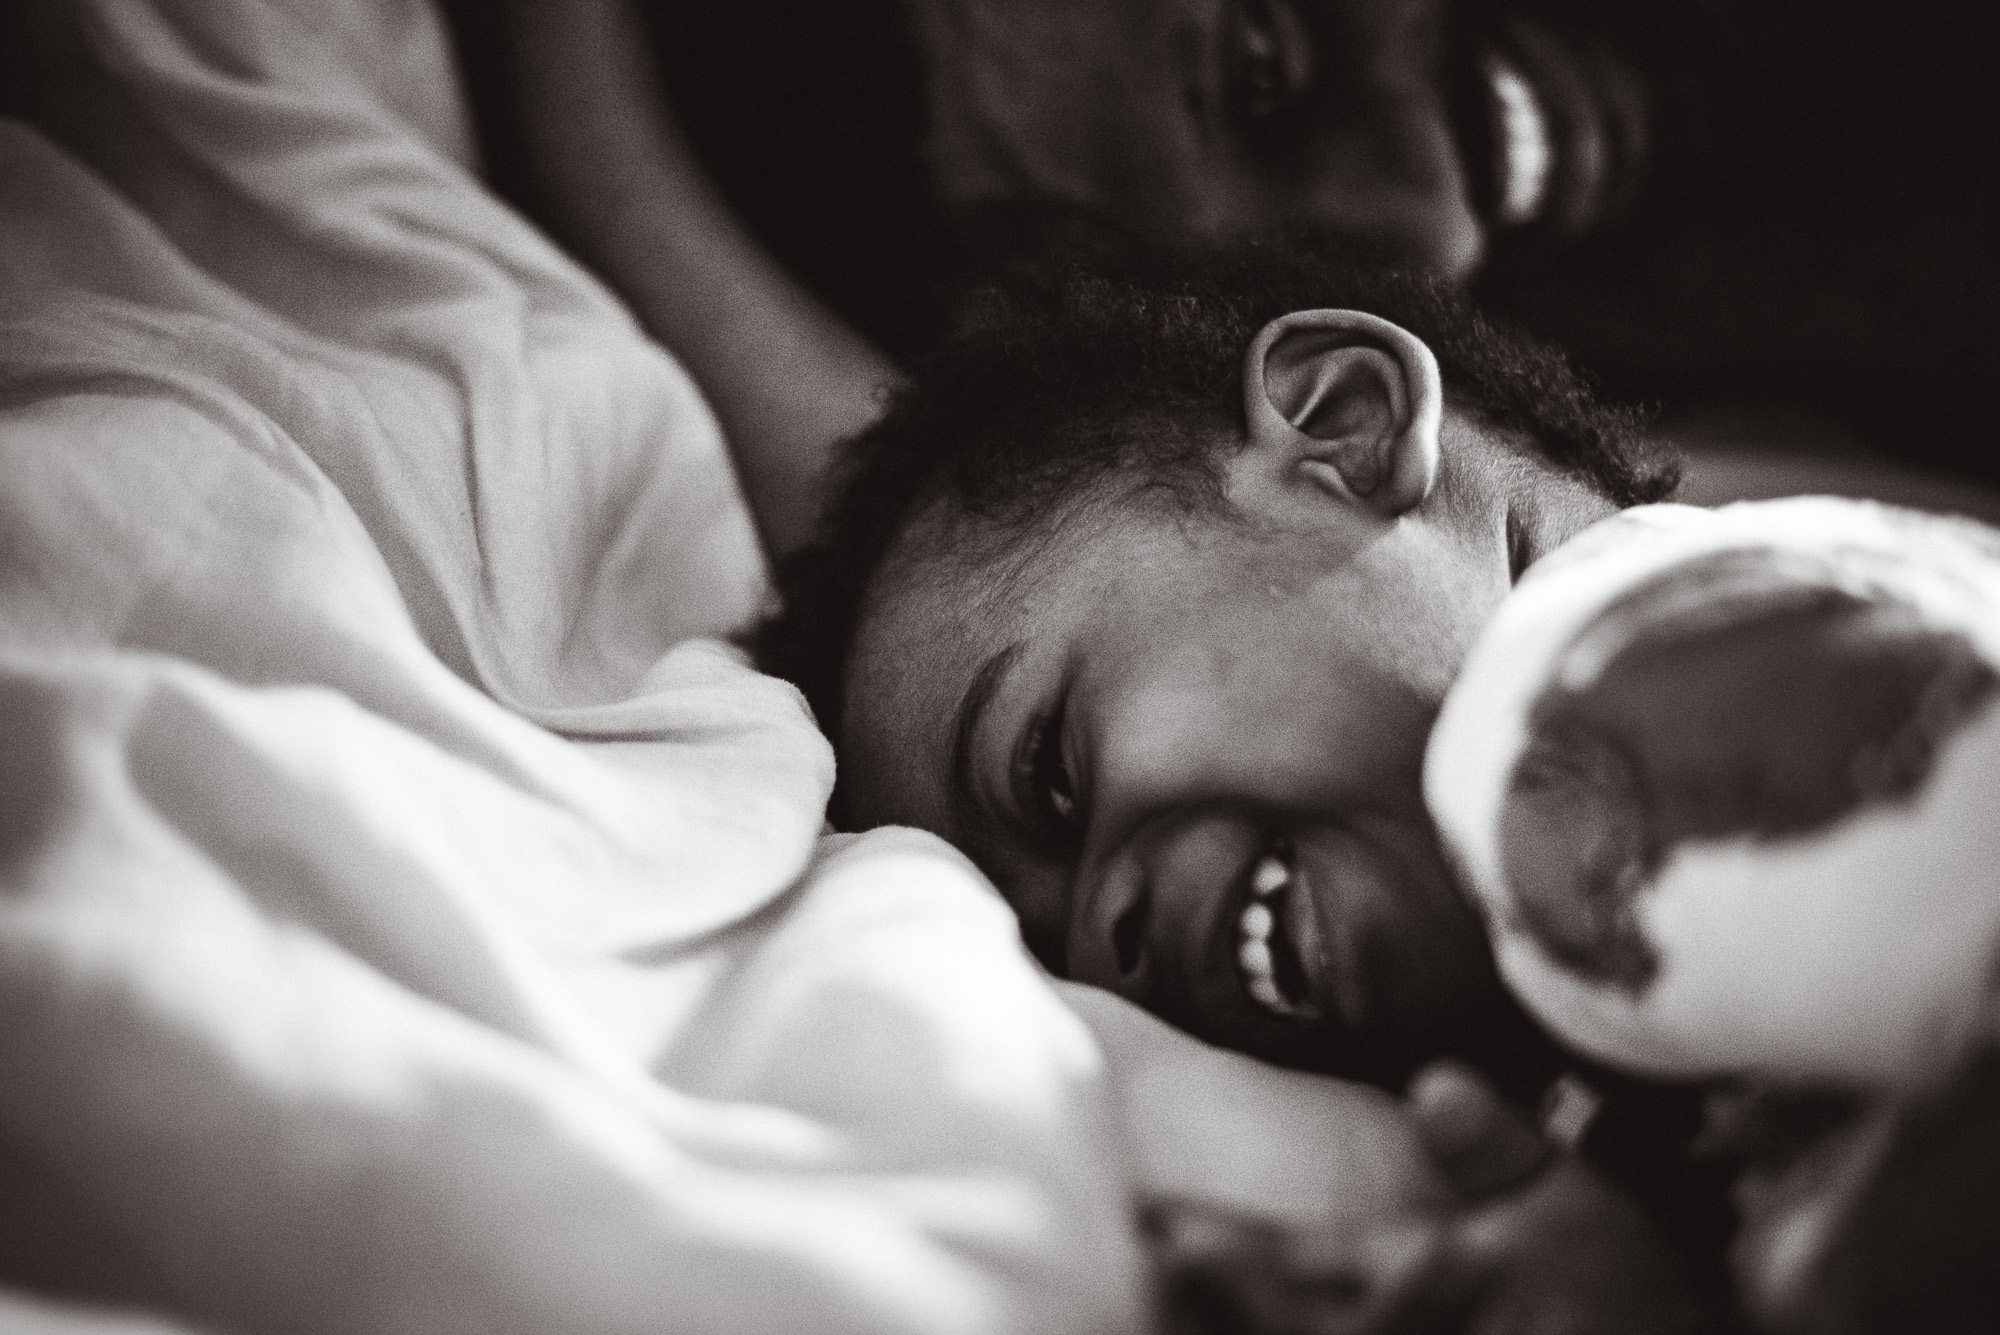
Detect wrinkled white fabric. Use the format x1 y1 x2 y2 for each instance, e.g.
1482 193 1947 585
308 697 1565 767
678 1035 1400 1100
0 1 1143 1331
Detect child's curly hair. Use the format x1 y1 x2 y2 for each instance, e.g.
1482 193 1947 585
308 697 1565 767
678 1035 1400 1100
752 229 1676 796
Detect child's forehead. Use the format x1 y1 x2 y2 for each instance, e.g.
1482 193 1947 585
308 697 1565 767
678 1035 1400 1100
840 492 1197 821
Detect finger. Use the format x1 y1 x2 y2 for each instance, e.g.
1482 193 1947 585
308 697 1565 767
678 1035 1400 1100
1406 1060 1555 1203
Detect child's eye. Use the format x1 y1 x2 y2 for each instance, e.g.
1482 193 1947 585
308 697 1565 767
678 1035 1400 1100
1023 704 1081 836
1508 507 1532 583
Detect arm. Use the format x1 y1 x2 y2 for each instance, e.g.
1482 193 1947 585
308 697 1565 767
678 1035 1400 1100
1056 982 1450 1223
493 0 900 557
1148 1063 1708 1334
1063 983 1707 1335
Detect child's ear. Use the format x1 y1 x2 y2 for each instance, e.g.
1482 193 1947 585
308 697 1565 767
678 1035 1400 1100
1232 308 1445 518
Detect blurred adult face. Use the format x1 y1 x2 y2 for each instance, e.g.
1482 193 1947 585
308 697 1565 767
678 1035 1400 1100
838 412 1616 1084
905 0 1649 279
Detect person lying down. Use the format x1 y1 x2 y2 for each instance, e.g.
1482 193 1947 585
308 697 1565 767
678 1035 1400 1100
757 242 1677 1098
750 241 1734 1325
754 236 2000 1328
0 2 1697 1330
11 3 1971 1329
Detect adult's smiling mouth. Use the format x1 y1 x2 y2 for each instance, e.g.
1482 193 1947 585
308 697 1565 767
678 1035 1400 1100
1450 14 1651 238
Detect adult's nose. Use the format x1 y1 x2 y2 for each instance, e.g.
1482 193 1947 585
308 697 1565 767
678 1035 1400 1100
1292 121 1485 279
1284 0 1485 280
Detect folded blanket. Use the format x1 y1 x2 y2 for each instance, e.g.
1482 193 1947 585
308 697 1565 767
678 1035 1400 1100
0 1 1145 1330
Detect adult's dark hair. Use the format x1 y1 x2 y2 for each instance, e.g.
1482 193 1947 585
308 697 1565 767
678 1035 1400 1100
753 233 1678 780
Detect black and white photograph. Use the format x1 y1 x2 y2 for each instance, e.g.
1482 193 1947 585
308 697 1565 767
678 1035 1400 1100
1 1 1995 1331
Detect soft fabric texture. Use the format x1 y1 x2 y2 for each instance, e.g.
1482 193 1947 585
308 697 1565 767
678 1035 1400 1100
1425 498 2000 1090
1424 496 2000 1335
0 1 1146 1330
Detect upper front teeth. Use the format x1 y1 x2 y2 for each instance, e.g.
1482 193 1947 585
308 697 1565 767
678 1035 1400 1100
1239 852 1319 1018
1240 900 1275 939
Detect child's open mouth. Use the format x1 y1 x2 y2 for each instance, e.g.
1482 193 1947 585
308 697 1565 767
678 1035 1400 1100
1236 849 1324 1021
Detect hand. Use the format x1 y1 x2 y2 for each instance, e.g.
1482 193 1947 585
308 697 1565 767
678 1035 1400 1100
1146 1062 1707 1335
1406 1062 1706 1335
1145 1195 1444 1335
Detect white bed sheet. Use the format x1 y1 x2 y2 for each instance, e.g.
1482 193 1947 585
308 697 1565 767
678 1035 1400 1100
0 1 1145 1330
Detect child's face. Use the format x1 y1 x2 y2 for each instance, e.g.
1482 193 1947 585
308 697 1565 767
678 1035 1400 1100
838 414 1614 1085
